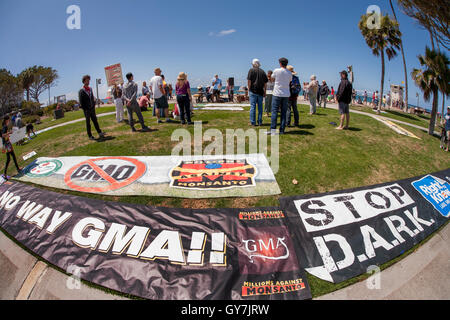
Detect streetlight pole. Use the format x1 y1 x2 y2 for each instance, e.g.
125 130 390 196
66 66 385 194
96 78 101 108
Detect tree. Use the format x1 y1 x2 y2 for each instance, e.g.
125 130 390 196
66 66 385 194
28 66 58 103
359 13 402 114
389 0 409 111
411 47 450 135
18 67 35 101
0 69 22 116
397 0 449 50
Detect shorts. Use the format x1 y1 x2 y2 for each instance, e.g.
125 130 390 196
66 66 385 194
338 102 350 115
155 96 169 109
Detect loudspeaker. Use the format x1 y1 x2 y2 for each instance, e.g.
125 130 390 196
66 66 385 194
53 109 64 120
228 77 234 86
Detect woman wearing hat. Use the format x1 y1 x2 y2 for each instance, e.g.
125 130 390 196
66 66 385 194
175 72 193 125
306 75 319 114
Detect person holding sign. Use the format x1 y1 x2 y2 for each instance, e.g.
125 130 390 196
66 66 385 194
2 115 22 179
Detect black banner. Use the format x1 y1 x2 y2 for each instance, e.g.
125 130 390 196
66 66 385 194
0 182 311 300
279 169 450 283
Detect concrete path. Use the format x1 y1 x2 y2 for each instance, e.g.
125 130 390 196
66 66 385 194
0 230 127 300
1 223 448 300
320 102 439 135
35 112 116 135
34 103 434 136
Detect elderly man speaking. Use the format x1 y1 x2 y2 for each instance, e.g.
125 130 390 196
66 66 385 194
247 58 268 126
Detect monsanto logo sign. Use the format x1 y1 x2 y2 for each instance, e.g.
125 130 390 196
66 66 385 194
169 159 256 190
64 156 146 193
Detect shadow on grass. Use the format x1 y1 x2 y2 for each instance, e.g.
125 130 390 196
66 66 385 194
285 130 314 136
298 124 315 130
96 136 116 143
386 110 420 122
346 127 362 132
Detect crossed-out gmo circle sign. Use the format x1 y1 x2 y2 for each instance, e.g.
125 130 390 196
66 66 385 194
26 160 63 177
64 156 147 193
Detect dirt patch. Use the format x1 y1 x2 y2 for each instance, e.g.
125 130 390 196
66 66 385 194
181 199 213 209
231 197 259 208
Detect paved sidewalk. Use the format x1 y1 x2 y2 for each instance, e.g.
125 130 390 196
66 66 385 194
0 230 127 300
35 112 116 135
319 102 439 135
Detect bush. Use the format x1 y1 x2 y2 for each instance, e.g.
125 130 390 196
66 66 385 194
22 114 40 124
43 103 57 116
66 100 78 109
20 100 41 116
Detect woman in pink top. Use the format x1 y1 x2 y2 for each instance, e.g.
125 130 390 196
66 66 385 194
175 72 193 125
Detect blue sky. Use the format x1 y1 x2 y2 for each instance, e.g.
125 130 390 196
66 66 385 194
0 0 445 109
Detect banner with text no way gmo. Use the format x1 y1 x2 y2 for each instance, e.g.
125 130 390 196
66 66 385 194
0 182 311 300
279 169 450 283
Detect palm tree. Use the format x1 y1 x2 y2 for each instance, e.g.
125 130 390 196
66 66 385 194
359 13 402 114
389 0 409 112
411 47 450 135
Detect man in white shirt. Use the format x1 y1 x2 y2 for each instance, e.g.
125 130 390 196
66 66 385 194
268 57 292 135
150 68 173 123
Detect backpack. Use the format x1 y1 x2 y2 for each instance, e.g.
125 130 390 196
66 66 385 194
290 75 301 96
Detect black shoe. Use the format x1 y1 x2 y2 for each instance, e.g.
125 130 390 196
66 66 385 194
157 120 163 124
131 127 137 132
142 126 151 132
89 136 95 141
188 122 194 125
181 121 186 125
166 119 174 123
99 132 105 138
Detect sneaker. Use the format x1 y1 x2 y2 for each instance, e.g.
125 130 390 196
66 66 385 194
265 129 278 135
181 121 186 125
131 127 137 132
166 119 174 123
99 132 105 138
157 120 163 124
89 136 96 141
142 126 151 132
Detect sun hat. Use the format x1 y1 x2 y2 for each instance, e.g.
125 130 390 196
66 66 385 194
177 72 187 80
287 65 297 75
310 75 316 80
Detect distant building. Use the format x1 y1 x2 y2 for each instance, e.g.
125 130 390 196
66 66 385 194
390 84 404 109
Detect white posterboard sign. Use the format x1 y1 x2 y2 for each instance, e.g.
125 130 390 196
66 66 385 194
104 63 124 87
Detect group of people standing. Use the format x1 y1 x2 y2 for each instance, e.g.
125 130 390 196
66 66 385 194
246 57 352 134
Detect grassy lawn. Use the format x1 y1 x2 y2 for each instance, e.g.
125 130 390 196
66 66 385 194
349 104 431 129
35 105 116 131
2 103 449 298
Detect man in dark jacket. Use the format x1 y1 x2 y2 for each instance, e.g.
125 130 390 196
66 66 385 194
78 75 105 140
336 70 353 130
319 80 330 108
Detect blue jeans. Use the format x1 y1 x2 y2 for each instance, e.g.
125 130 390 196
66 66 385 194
271 96 289 133
249 92 263 125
